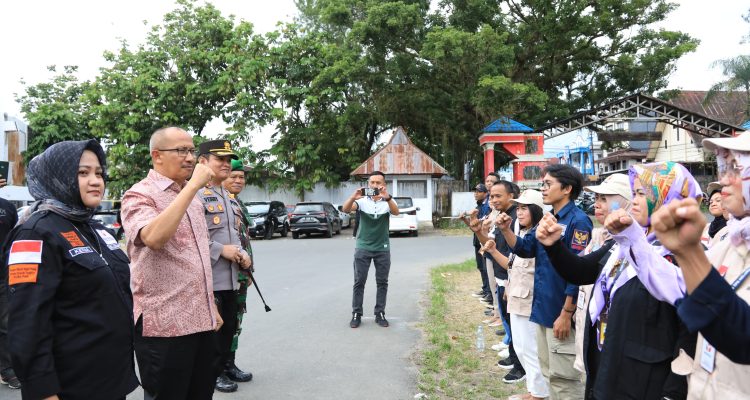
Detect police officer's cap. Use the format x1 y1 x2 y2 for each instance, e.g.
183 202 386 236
198 139 239 160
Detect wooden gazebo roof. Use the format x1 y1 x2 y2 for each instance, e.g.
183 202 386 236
351 127 448 178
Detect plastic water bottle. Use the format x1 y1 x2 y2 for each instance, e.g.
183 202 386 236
476 325 485 352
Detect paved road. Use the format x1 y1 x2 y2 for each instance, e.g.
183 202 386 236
1 228 471 400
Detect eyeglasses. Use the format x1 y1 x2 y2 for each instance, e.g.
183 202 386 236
158 147 196 157
719 162 743 180
541 181 556 189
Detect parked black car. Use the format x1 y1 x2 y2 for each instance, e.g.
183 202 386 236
245 201 289 239
289 202 342 239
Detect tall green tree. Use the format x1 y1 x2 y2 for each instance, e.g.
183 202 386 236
15 66 95 164
88 0 271 195
704 55 750 120
287 0 695 181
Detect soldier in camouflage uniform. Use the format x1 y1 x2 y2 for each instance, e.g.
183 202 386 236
222 158 254 383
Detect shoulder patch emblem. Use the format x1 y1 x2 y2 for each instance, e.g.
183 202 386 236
9 264 38 285
571 229 589 251
69 246 94 257
60 231 85 247
9 240 43 265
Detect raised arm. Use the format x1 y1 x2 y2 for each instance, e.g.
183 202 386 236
606 209 686 305
542 239 615 285
481 239 510 269
124 164 213 250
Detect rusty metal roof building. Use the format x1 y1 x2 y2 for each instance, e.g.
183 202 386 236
351 127 448 178
668 90 749 126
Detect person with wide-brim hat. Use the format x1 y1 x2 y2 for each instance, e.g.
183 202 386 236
483 189 549 400
604 131 750 398
538 164 701 400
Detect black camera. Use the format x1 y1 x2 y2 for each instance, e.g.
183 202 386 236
361 187 380 196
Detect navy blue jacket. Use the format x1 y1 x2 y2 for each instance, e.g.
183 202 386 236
513 201 592 327
677 267 750 364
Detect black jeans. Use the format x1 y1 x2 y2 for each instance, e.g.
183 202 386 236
0 278 9 370
135 318 218 400
352 249 391 315
475 246 490 295
214 290 240 371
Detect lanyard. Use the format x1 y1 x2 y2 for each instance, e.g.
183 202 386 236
601 259 627 310
730 266 750 291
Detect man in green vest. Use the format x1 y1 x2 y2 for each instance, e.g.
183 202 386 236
342 171 400 328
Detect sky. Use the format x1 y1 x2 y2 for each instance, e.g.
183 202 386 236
1 0 748 152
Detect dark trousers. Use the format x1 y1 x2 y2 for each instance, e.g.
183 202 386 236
352 249 391 315
214 290 239 371
134 318 218 400
497 286 524 372
0 278 9 370
475 246 490 295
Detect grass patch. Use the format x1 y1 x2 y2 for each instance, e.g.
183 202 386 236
415 259 524 399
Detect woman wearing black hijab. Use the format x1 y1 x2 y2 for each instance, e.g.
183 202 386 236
6 140 138 400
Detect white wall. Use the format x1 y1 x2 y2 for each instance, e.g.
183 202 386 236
653 123 705 163
451 192 477 216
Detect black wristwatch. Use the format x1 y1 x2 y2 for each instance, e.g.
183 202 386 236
384 195 393 202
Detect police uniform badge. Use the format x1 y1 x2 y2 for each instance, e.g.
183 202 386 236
213 216 221 225
218 204 224 212
208 205 215 212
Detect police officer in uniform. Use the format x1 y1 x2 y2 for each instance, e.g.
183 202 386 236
222 158 254 383
196 140 252 393
5 140 138 400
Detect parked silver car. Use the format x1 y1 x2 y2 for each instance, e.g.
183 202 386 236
334 204 352 228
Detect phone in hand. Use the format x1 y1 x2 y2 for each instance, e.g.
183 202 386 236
0 161 9 182
361 187 380 197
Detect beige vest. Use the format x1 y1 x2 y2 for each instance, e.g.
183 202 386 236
683 234 750 399
573 228 609 373
507 228 535 317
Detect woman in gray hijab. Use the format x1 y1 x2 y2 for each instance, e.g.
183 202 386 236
5 140 138 400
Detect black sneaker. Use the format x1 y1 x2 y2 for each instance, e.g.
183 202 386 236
480 294 493 304
350 313 362 328
502 367 526 383
495 328 506 336
471 290 485 298
375 312 389 327
215 373 238 393
496 357 514 370
0 368 21 390
483 309 493 316
225 362 253 382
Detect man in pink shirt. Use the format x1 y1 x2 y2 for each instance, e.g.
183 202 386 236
121 127 223 400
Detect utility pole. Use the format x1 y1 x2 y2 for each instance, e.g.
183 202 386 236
589 130 595 181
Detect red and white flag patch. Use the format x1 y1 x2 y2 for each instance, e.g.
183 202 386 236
8 240 43 265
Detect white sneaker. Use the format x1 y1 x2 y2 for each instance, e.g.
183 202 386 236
491 342 509 351
498 348 510 359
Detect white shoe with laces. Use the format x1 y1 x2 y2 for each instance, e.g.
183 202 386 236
491 342 509 351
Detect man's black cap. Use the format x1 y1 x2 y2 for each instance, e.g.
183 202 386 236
198 139 238 160
474 183 488 193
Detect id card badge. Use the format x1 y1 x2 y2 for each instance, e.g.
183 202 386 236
700 340 716 373
577 289 586 310
597 313 608 348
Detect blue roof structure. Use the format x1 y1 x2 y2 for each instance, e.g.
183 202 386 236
482 117 534 133
741 120 750 130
